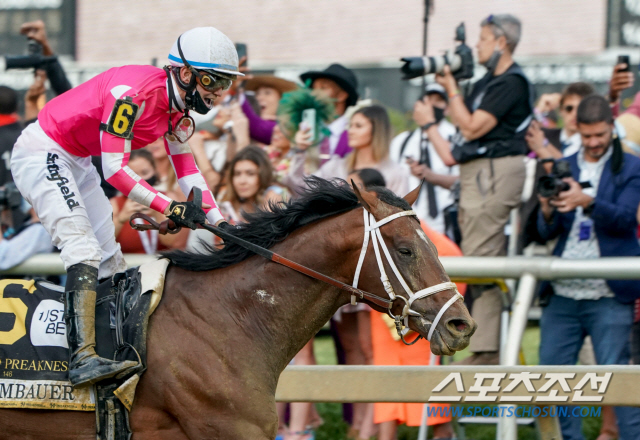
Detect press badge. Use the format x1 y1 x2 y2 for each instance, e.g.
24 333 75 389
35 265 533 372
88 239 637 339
579 219 593 241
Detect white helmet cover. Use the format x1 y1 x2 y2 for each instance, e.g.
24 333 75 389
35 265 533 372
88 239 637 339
168 27 244 77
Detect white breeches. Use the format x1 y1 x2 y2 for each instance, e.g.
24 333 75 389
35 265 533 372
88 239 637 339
11 121 127 279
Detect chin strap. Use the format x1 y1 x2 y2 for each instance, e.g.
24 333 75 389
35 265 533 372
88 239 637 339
164 67 189 137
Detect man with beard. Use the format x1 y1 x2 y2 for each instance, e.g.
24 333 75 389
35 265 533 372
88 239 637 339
537 95 640 440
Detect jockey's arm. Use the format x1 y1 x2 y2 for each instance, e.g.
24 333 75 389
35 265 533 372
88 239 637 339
101 134 173 215
162 136 224 225
99 93 223 225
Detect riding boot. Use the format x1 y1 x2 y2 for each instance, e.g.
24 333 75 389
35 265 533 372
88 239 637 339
65 263 138 387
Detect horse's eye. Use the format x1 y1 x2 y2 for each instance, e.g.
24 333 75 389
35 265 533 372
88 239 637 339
398 248 412 256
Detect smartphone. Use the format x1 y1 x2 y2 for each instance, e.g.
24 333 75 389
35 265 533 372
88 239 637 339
301 108 317 142
618 55 630 72
235 43 248 66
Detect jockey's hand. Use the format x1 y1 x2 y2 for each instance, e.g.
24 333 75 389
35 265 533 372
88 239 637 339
217 221 240 233
166 200 206 230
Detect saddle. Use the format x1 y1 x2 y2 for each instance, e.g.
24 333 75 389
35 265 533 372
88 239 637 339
0 258 169 440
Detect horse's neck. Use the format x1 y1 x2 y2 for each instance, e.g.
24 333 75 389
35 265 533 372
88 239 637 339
208 211 360 377
159 210 362 392
244 213 361 371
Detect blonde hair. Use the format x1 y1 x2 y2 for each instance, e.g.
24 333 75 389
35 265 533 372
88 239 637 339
346 104 392 171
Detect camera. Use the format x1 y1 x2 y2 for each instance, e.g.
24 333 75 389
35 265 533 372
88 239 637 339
5 39 57 71
0 183 23 210
400 23 474 81
537 160 572 198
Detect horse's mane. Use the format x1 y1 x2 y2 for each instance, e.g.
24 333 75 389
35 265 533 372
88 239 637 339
164 176 411 271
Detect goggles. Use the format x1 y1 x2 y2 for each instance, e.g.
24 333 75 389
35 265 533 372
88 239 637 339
193 70 233 92
175 35 234 92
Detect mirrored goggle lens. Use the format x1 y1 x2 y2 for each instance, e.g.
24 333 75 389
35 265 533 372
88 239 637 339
199 73 232 91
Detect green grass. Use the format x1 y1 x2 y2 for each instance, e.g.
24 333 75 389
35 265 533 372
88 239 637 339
310 326 603 440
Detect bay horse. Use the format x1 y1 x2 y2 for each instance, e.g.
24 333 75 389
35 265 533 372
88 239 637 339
0 178 475 440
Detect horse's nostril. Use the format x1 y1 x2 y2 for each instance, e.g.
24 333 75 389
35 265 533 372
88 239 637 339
448 319 470 333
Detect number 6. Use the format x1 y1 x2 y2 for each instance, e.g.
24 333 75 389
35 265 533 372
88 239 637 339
113 103 133 135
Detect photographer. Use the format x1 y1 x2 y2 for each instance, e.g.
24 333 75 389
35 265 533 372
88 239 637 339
0 86 21 186
433 14 533 365
0 184 54 270
537 95 640 440
390 83 458 235
17 20 71 96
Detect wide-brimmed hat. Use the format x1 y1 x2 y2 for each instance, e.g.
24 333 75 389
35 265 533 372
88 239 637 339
243 75 298 96
300 64 359 107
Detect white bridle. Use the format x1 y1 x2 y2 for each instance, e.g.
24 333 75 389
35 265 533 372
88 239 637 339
352 208 463 342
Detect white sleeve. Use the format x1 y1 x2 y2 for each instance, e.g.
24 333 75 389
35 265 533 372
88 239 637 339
0 224 54 270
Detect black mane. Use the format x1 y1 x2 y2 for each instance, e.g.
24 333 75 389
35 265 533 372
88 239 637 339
164 176 411 271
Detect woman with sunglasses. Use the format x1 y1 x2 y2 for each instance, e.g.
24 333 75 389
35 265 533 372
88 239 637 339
526 82 596 160
10 26 241 387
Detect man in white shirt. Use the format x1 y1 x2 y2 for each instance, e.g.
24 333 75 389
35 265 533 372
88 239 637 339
390 84 458 235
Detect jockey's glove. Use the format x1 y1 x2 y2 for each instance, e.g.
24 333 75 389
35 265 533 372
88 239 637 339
167 200 206 230
217 221 241 233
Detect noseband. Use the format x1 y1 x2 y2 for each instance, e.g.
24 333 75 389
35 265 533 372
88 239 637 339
352 208 463 345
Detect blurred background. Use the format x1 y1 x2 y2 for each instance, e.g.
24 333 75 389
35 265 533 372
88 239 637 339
1 0 639 114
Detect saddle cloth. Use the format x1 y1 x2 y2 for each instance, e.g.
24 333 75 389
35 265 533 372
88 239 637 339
0 258 169 412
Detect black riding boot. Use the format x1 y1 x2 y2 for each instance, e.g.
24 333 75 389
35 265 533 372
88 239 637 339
65 263 137 387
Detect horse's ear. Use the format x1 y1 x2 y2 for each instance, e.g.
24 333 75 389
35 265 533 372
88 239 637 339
351 180 378 213
403 179 423 206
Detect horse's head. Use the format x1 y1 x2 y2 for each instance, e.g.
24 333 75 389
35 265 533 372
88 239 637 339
350 182 476 355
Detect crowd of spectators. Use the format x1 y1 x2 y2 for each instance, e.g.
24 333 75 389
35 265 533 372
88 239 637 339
3 12 640 440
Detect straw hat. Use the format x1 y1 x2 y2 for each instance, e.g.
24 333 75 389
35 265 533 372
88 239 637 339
243 75 298 96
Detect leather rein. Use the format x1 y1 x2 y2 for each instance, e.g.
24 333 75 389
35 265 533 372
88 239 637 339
129 212 393 310
131 203 461 345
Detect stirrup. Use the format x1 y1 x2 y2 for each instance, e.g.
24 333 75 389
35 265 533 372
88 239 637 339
69 357 138 387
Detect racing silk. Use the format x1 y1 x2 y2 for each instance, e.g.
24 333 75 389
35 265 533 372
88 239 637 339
37 65 223 224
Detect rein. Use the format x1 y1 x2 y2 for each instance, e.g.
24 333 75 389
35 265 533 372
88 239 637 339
131 205 461 344
130 213 392 309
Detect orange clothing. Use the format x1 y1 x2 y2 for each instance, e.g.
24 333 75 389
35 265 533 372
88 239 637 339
371 312 451 426
420 220 466 296
371 221 466 426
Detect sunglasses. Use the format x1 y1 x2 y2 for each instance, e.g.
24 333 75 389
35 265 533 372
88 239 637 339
486 14 506 36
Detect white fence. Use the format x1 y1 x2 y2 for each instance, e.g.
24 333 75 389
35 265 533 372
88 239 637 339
4 254 640 440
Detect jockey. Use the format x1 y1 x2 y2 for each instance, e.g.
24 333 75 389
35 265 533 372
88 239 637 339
11 27 240 387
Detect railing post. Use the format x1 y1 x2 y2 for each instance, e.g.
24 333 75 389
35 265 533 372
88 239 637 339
498 273 537 440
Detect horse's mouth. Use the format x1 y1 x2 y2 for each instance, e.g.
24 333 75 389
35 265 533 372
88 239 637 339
409 316 455 355
409 315 471 355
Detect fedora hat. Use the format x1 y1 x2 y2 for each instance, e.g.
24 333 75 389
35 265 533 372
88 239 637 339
243 75 298 96
300 64 359 107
